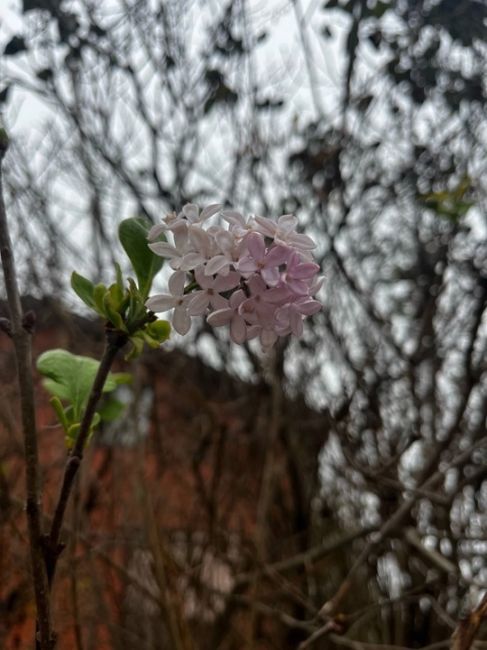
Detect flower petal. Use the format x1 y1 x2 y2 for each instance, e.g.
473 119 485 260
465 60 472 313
205 255 231 276
229 289 246 309
253 216 276 238
168 270 186 297
180 252 206 271
264 287 290 304
189 226 213 255
230 314 247 344
210 293 228 310
247 232 266 262
291 262 320 279
173 306 191 335
214 230 234 253
207 308 233 327
195 266 213 289
237 257 258 274
286 232 316 250
261 266 280 286
173 223 189 250
246 325 260 340
148 242 179 258
188 292 210 315
213 271 240 292
287 278 310 295
290 310 304 336
277 214 297 232
147 223 166 241
246 274 267 295
264 244 290 267
310 276 325 294
260 329 278 348
182 203 199 222
295 298 322 315
221 210 245 227
200 203 223 221
145 294 176 312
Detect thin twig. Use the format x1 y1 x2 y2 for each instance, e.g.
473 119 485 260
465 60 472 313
0 126 54 648
46 328 127 585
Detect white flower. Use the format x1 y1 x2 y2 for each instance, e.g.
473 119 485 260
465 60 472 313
145 270 192 335
252 214 316 251
207 289 248 344
146 204 323 348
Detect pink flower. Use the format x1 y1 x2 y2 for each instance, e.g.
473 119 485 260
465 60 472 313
177 225 215 271
221 210 254 239
283 252 321 295
146 203 323 348
165 203 223 230
237 233 290 286
207 290 248 344
204 229 238 276
187 268 240 316
238 275 283 327
275 297 322 337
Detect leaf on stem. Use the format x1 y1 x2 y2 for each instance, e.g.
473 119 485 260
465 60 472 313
118 217 165 298
37 349 124 421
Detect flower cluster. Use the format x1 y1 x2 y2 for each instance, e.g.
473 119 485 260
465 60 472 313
145 204 323 349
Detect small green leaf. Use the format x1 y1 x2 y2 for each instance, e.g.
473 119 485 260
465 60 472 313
49 396 70 432
71 272 96 310
103 292 127 332
37 349 122 420
139 331 162 349
115 261 124 293
93 283 108 316
145 319 171 343
118 217 165 298
66 422 81 448
108 283 123 310
125 335 144 360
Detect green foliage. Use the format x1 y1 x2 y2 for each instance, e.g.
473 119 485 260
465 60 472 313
37 349 131 447
71 272 97 310
419 176 475 221
71 269 171 357
126 319 171 361
118 217 164 298
71 216 171 359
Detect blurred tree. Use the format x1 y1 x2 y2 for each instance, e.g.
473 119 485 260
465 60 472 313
1 0 487 647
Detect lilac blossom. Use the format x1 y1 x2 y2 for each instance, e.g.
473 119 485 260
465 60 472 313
252 214 316 251
207 290 248 344
283 252 321 295
145 270 191 335
146 203 323 348
237 233 290 286
187 268 240 315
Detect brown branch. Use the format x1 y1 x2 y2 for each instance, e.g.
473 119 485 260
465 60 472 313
404 527 459 578
235 526 374 587
45 327 127 585
0 126 54 648
315 436 487 622
451 593 487 650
